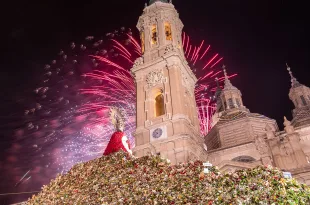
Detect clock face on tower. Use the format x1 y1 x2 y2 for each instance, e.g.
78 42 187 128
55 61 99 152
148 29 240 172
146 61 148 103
152 128 163 139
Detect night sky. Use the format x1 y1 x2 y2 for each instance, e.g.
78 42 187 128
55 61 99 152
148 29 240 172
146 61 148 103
1 0 310 203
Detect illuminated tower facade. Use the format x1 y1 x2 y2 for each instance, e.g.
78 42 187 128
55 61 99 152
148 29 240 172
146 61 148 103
286 64 310 127
131 0 205 164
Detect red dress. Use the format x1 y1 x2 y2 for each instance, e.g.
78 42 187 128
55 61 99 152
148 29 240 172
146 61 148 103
103 131 132 155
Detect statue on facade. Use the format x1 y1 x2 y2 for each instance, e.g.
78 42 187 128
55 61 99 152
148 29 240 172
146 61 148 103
284 116 295 134
265 124 275 140
103 107 132 155
255 135 269 155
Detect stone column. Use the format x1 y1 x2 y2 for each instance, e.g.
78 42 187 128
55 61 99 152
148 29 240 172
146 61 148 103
145 27 151 51
167 65 184 115
147 99 156 120
136 78 146 128
144 27 152 62
191 94 200 132
261 156 273 166
157 19 166 47
171 23 178 46
164 73 172 117
268 139 284 168
288 133 309 168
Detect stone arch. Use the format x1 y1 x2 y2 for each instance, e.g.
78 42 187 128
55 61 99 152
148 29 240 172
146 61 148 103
143 148 152 156
152 88 165 117
232 156 256 163
164 22 172 41
151 24 158 46
188 151 199 161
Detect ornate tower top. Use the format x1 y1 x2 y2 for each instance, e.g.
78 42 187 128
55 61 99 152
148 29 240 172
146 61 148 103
219 65 246 112
214 77 223 112
149 0 169 5
222 65 238 91
285 64 310 127
286 63 302 88
136 0 185 64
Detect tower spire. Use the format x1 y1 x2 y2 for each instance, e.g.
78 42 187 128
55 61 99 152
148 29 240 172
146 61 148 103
286 63 310 126
149 0 169 5
215 77 220 89
214 77 221 98
286 63 301 88
222 65 234 90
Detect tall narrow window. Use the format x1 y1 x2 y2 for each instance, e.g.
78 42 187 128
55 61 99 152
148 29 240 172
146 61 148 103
155 92 165 117
301 95 307 106
236 98 241 107
140 31 145 54
228 98 234 108
151 25 158 45
217 101 223 112
164 22 172 41
223 101 227 110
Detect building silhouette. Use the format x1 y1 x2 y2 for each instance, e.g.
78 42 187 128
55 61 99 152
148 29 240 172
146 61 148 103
132 0 310 185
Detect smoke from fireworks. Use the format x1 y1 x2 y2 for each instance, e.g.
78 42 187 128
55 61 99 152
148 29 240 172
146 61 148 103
3 27 236 196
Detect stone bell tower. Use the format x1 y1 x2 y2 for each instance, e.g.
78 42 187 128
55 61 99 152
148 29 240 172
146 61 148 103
131 0 205 164
286 64 310 127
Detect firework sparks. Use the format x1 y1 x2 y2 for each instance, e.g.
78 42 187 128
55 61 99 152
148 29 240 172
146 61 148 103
5 28 236 194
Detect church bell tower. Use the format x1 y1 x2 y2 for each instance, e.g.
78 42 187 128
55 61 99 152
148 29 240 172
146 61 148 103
131 0 205 164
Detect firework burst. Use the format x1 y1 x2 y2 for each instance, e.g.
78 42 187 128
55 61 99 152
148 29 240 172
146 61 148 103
4 27 236 194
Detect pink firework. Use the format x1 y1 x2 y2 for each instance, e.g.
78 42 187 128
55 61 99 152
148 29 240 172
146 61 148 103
81 31 234 137
5 28 236 195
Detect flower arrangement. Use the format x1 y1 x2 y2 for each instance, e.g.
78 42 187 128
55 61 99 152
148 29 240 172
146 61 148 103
27 151 310 204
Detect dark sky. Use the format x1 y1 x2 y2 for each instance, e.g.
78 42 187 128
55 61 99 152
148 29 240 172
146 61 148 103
1 0 309 125
0 0 310 202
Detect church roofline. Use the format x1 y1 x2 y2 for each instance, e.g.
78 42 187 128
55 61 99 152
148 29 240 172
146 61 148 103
206 141 254 154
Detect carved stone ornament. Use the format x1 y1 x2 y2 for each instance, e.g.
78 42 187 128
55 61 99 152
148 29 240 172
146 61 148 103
255 135 269 155
146 70 165 87
137 18 145 31
133 57 144 68
280 144 293 156
284 116 295 134
164 44 177 55
265 124 275 140
181 70 194 96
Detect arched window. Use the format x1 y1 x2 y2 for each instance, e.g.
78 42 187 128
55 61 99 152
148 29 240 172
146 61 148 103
151 25 158 45
228 98 234 108
155 91 165 117
236 98 241 107
301 95 307 106
164 22 172 41
223 101 227 110
232 156 256 163
140 31 145 54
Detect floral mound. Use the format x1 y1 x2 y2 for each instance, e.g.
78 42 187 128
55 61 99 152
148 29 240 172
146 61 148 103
27 152 310 205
